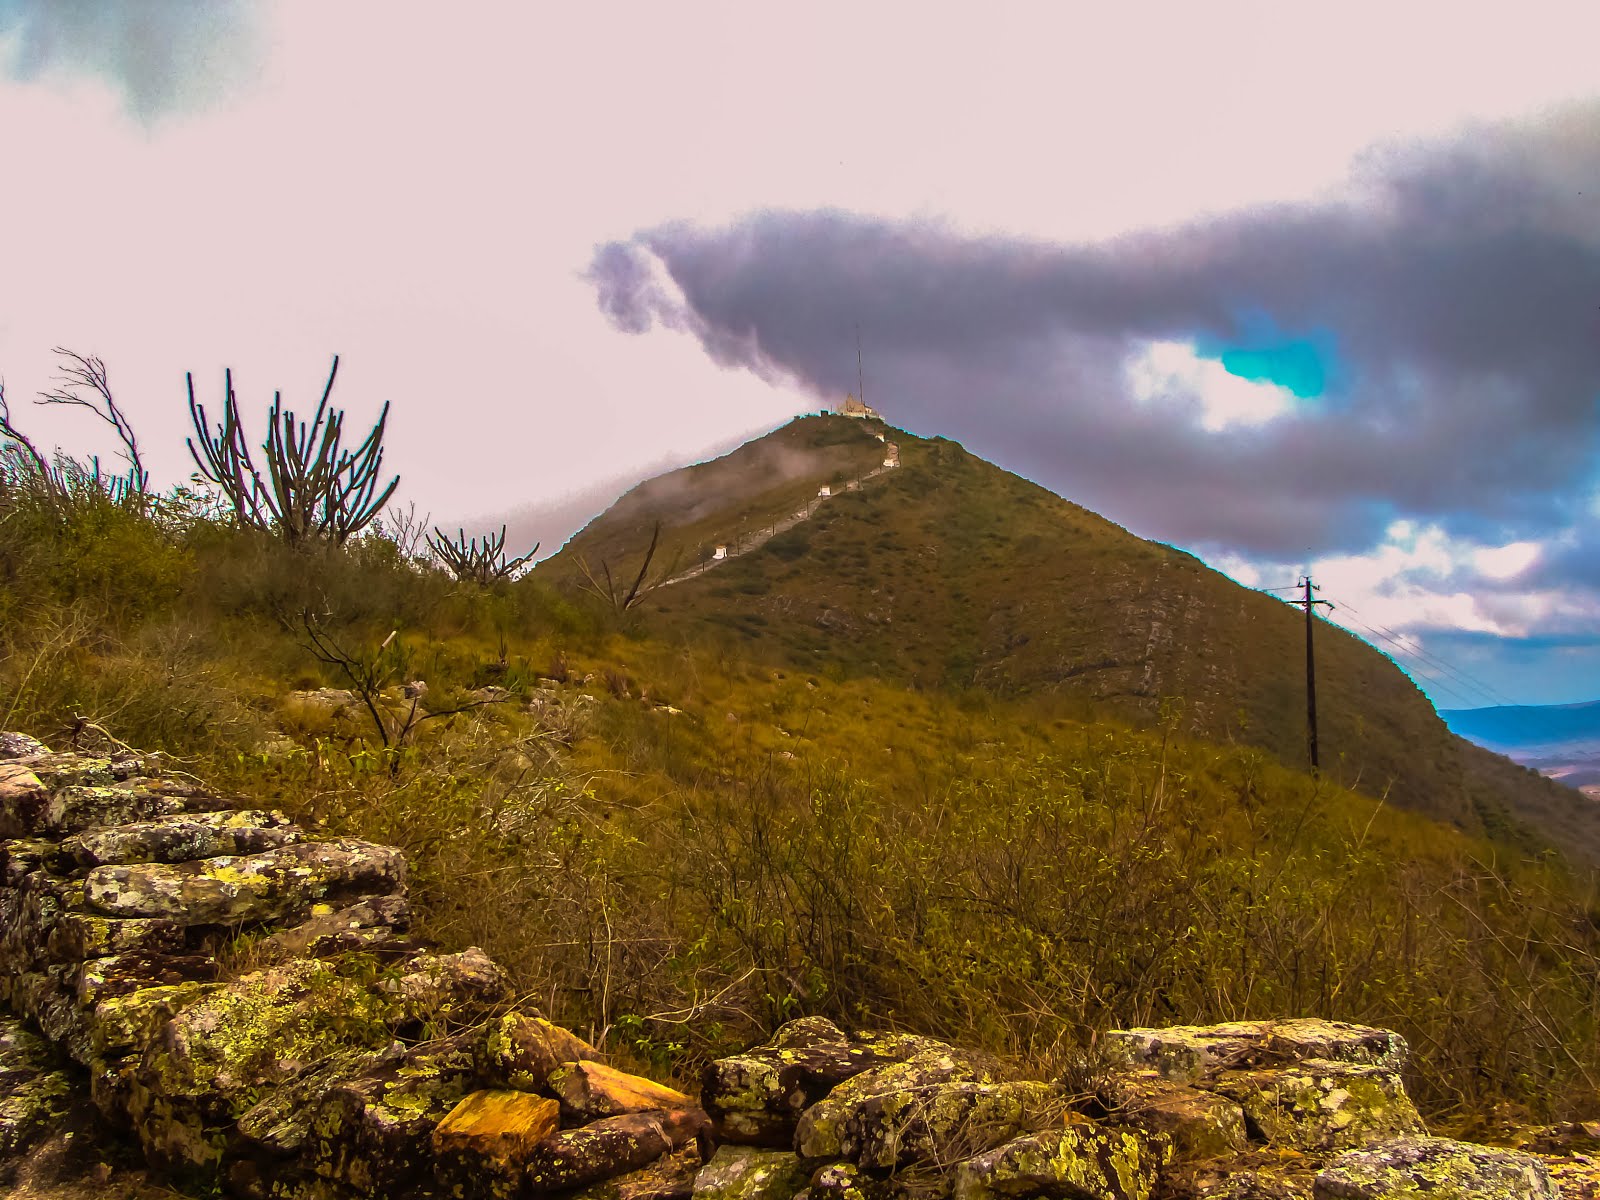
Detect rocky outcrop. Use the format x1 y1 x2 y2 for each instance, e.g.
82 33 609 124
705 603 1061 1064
4 730 1598 1200
0 734 711 1198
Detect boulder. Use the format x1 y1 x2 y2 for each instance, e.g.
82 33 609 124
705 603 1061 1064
804 1159 893 1200
794 1045 999 1160
1211 1060 1424 1152
820 1078 1057 1169
1097 1071 1248 1158
393 945 510 1016
1104 1021 1408 1085
62 809 298 866
952 1125 1168 1200
1314 1135 1556 1199
550 1061 697 1123
432 1089 561 1200
693 1145 812 1200
306 1030 484 1194
83 837 407 925
478 1012 603 1092
705 1017 961 1147
524 1110 712 1192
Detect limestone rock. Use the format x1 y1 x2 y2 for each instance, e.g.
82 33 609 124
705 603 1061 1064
432 1089 561 1200
0 837 61 886
1314 1135 1556 1199
479 1012 603 1091
551 1060 696 1123
794 1045 998 1160
128 960 401 1171
804 1159 893 1200
84 837 407 925
89 978 219 1057
1098 1071 1248 1158
1212 1060 1424 1152
1104 1021 1408 1085
693 1145 811 1200
525 1110 712 1192
62 809 298 866
705 1017 957 1147
575 1143 706 1200
952 1125 1168 1200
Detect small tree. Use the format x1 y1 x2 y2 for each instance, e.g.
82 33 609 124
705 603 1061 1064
0 349 148 508
576 521 675 613
427 525 539 585
186 355 399 546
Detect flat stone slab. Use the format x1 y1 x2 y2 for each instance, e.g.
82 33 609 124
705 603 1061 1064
432 1090 561 1200
1314 1135 1556 1199
83 837 406 925
62 809 299 866
1104 1020 1409 1084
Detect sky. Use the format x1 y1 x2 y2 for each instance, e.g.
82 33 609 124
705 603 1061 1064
2 3 1598 708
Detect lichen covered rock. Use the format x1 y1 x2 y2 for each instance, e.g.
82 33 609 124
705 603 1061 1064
574 1143 707 1200
1099 1071 1248 1159
0 1018 74 1164
63 809 299 866
703 1017 950 1147
693 1145 812 1200
794 1044 999 1160
84 837 407 925
953 1125 1168 1200
1314 1135 1556 1199
478 1011 603 1091
1212 1060 1424 1152
1104 1021 1408 1085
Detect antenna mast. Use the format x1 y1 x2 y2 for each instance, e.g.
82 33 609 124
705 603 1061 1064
856 323 865 409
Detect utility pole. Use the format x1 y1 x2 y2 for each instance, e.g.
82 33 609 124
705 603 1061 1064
1293 577 1334 772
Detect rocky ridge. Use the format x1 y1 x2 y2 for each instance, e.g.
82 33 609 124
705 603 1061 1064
2 731 1597 1199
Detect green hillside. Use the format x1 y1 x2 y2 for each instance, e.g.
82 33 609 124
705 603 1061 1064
542 416 1593 855
7 409 1600 1128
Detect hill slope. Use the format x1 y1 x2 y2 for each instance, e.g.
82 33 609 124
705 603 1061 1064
1444 700 1600 789
542 416 1596 857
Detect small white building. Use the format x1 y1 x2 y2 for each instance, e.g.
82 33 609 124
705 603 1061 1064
818 485 832 498
713 544 727 560
836 393 880 420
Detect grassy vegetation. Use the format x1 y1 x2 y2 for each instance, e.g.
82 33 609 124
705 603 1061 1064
5 417 1600 1134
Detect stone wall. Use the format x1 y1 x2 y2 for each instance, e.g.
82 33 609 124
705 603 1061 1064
1 732 1594 1199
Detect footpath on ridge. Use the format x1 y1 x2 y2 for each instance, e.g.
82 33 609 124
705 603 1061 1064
1 730 1597 1199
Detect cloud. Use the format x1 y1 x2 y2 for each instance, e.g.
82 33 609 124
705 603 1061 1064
0 0 262 119
587 104 1600 565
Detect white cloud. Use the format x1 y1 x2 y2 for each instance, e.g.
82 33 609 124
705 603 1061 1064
1125 340 1295 432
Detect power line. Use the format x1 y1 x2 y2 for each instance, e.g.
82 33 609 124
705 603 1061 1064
1327 596 1518 709
1331 612 1491 710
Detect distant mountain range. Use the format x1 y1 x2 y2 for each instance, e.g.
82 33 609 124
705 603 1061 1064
1440 701 1600 792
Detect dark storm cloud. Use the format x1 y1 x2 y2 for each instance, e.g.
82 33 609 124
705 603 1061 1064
0 0 261 118
587 106 1600 561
